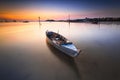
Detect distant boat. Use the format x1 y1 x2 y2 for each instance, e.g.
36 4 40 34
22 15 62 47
91 20 98 24
23 21 29 23
46 30 81 57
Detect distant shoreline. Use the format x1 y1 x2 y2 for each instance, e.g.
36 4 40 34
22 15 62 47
0 17 120 23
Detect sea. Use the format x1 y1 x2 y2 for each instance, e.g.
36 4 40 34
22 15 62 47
0 22 120 80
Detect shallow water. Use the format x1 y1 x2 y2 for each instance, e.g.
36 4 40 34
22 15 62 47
0 22 120 80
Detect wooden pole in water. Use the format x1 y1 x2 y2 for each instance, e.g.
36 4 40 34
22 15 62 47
38 17 41 25
68 14 70 23
68 14 70 39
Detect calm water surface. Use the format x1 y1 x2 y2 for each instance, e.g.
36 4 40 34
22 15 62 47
0 22 120 80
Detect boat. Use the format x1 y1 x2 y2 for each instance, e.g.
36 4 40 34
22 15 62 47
91 20 98 24
46 30 81 57
23 21 29 23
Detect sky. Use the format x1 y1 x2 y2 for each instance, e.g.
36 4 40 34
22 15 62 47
0 0 120 20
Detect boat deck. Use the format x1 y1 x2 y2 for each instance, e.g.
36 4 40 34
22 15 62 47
47 31 71 45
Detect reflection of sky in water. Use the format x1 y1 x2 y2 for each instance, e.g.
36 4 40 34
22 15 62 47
0 22 120 80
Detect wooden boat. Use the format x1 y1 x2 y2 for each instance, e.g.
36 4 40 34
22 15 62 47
46 30 80 57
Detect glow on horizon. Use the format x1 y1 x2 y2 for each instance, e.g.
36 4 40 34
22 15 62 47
1 1 120 21
0 6 84 21
1 8 118 21
0 3 94 21
2 8 116 21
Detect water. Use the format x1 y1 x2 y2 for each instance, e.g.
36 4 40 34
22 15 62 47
0 22 120 80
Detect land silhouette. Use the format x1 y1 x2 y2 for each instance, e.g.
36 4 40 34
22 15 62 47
0 17 120 23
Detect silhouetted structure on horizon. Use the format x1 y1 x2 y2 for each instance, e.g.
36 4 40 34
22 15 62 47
46 19 55 22
0 17 120 23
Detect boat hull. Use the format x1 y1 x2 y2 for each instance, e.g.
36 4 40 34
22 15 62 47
46 31 80 57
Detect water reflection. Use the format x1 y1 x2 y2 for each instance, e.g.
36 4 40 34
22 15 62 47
0 22 120 80
46 39 80 79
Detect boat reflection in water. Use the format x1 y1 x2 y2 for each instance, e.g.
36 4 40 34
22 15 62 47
46 39 80 79
46 30 81 57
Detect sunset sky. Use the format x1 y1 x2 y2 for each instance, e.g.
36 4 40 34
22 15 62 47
0 0 120 21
